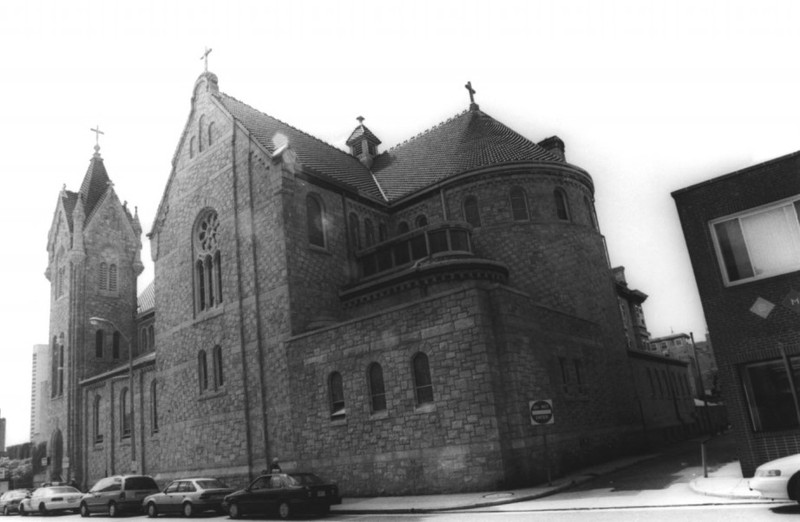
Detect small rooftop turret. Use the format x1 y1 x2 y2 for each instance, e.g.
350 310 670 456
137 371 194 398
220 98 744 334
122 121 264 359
346 116 381 169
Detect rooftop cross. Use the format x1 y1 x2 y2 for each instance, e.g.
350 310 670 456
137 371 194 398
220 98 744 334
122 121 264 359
200 47 213 72
90 125 104 146
465 81 477 104
357 116 365 125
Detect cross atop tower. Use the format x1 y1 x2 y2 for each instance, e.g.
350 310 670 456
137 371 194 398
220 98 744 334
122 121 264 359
357 116 365 125
200 47 213 72
465 81 479 110
90 125 104 156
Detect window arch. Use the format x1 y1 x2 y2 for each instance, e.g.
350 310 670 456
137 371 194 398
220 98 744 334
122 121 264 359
120 388 131 438
213 345 224 389
109 264 118 292
584 196 598 229
306 195 325 247
93 396 103 443
510 187 529 221
554 188 570 221
198 350 209 392
194 210 223 313
151 380 159 433
95 330 103 358
349 212 361 250
412 352 434 405
208 122 216 147
415 215 428 228
463 196 481 227
99 262 108 290
364 219 375 247
367 363 386 413
397 221 409 234
329 372 345 420
112 331 120 359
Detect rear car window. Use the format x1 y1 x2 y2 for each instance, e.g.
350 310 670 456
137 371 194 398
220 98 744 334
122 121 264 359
196 479 228 489
288 473 324 485
125 477 158 490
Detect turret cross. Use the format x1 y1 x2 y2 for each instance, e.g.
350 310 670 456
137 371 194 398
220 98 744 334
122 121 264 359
465 81 477 104
90 125 104 147
200 47 213 72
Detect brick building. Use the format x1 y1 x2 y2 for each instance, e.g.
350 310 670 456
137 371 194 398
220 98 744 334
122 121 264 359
673 150 800 476
41 70 682 494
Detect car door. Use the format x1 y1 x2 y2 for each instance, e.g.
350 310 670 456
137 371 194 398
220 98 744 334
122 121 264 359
161 481 182 514
85 478 110 512
262 475 285 512
240 477 269 514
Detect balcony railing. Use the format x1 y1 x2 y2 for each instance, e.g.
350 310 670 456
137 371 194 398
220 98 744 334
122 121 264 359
357 222 473 279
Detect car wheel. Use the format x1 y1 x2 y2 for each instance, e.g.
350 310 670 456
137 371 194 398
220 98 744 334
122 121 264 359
39 503 48 516
146 502 158 518
3 505 9 516
227 502 241 519
18 506 26 517
182 502 193 518
277 501 290 520
108 501 118 518
80 503 90 517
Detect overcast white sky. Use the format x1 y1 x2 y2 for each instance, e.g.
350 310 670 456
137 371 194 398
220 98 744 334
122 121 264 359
1 0 799 446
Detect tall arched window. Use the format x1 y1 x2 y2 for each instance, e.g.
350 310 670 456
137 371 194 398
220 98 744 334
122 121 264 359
93 396 103 443
329 372 345 420
57 341 65 397
510 187 529 221
364 219 375 247
148 325 155 350
151 380 159 433
112 331 120 359
109 264 118 292
554 188 570 221
397 221 409 234
349 213 361 250
208 122 216 147
121 388 131 438
415 215 428 228
306 195 325 248
378 223 388 242
189 137 196 159
367 363 386 413
198 115 206 152
95 330 104 358
51 336 58 397
584 196 598 229
198 350 208 392
412 352 434 405
213 345 224 389
194 210 223 313
99 262 108 290
463 196 481 227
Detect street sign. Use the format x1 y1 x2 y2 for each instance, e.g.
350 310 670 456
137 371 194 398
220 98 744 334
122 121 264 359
529 399 554 425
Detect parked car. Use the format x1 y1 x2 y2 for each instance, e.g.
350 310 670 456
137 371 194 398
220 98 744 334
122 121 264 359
80 475 160 517
0 489 30 516
749 453 800 501
222 472 341 519
18 486 82 516
142 478 234 517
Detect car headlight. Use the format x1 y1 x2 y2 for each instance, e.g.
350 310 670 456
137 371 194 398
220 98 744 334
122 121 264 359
755 469 782 477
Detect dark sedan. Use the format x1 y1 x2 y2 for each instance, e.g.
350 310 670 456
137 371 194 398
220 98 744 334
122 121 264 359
142 478 234 517
0 489 30 516
222 473 341 519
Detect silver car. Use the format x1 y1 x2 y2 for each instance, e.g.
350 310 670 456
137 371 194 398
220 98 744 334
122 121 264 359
19 486 82 516
142 478 234 517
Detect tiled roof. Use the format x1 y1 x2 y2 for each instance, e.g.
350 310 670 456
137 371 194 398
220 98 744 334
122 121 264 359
372 108 564 202
346 124 381 145
62 191 79 231
137 280 155 314
216 93 385 201
79 154 111 219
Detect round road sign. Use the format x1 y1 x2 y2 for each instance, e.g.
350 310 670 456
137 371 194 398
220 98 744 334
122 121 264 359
529 399 554 425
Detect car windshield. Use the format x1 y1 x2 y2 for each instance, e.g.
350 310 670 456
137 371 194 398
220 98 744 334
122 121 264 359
196 479 228 489
126 477 158 490
48 487 79 494
286 473 325 486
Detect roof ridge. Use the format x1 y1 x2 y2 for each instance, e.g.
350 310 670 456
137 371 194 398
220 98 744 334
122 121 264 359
387 109 470 153
217 92 365 165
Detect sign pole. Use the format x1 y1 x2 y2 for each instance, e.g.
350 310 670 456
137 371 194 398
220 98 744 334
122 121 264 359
543 429 551 485
529 399 555 486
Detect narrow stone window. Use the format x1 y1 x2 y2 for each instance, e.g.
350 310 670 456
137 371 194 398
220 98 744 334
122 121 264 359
463 196 481 227
412 352 434 405
510 187 529 221
364 219 375 247
554 188 570 221
329 372 345 420
198 350 208 393
213 345 224 389
95 330 104 358
50 336 58 397
208 122 216 146
99 262 108 290
57 341 65 396
306 195 325 248
349 212 361 250
151 380 159 433
194 210 222 313
109 264 118 292
368 363 386 413
190 137 196 159
93 396 103 443
198 115 206 152
148 325 155 350
121 388 131 438
378 223 388 242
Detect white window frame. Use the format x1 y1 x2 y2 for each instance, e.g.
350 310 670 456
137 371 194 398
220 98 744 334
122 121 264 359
709 194 800 286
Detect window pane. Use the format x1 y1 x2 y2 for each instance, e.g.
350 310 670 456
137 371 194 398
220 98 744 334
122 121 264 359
413 353 433 404
410 235 427 260
393 241 410 266
369 364 386 412
429 231 448 254
450 230 470 252
511 188 528 221
740 205 800 279
307 197 324 247
464 197 481 227
744 359 800 432
330 372 345 418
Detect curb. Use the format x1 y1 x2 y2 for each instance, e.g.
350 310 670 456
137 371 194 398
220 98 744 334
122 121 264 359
688 478 769 501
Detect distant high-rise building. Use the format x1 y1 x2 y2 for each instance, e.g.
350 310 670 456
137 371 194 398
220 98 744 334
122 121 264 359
0 409 6 453
31 344 49 444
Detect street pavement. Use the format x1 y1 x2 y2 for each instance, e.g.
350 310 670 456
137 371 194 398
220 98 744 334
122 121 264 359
332 432 785 515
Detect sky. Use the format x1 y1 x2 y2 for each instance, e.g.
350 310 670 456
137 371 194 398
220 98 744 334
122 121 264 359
1 0 799 446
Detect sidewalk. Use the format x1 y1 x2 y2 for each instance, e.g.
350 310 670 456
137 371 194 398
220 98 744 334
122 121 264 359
333 436 781 514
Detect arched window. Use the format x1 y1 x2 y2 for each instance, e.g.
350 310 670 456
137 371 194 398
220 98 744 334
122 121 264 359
378 223 388 242
329 372 345 420
554 188 570 221
109 264 118 292
189 137 196 159
57 340 65 397
463 196 481 227
415 215 428 228
584 196 598 229
99 262 108 290
213 345 224 389
112 331 120 359
412 352 434 405
364 219 375 247
194 210 223 313
367 363 386 413
306 195 325 248
95 330 103 358
51 336 58 397
208 122 216 147
120 388 131 438
140 329 148 353
397 221 409 234
198 350 208 392
349 213 361 250
510 187 529 221
198 115 206 152
93 396 103 443
151 380 159 433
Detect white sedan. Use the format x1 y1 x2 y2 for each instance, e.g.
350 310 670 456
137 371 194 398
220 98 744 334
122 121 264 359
19 486 83 516
749 453 800 501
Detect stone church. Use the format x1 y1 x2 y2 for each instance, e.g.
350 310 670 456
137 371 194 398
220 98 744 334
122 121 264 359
42 70 649 495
